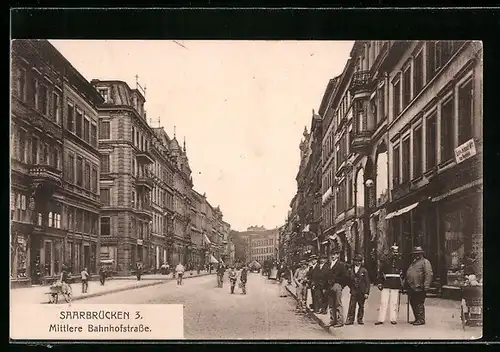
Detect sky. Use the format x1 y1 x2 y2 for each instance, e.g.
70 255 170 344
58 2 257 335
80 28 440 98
50 40 354 231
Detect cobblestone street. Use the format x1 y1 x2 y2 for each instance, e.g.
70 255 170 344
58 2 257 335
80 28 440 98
77 273 334 340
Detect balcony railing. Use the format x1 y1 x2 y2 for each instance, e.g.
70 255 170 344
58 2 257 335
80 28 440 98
350 70 373 94
391 182 411 201
136 170 154 190
29 164 63 185
136 148 154 164
350 131 372 153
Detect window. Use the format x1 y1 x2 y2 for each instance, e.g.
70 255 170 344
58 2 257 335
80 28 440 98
30 77 38 108
48 212 61 229
39 84 48 115
132 190 136 208
426 112 437 169
100 189 110 206
91 123 97 147
67 103 74 132
402 137 410 183
85 162 91 190
393 77 401 117
393 144 400 185
76 156 83 186
98 88 109 103
19 129 26 163
67 153 75 183
427 41 436 82
101 154 110 173
413 126 423 178
17 68 26 101
348 177 353 208
52 92 60 124
378 85 386 121
30 137 38 164
132 126 135 145
100 121 110 139
440 98 455 162
75 109 83 138
42 143 49 164
413 51 424 95
53 147 60 169
101 217 111 236
458 79 474 145
402 65 412 108
91 167 98 193
84 118 90 143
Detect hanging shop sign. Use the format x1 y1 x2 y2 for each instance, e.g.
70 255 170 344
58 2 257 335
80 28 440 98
454 139 477 164
137 239 143 245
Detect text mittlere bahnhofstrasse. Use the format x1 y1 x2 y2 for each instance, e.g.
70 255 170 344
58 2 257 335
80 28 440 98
48 310 152 333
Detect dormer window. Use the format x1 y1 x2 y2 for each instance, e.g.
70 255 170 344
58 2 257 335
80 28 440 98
98 88 109 103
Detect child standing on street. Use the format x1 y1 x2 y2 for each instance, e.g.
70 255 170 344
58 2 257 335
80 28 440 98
81 267 89 294
293 260 309 313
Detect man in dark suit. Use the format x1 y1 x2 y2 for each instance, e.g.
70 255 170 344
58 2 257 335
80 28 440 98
325 248 349 328
346 254 371 325
317 255 330 314
309 255 326 313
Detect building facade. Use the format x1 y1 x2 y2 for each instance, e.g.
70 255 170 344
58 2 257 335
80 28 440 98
92 79 157 274
382 41 483 295
235 226 279 264
285 40 483 295
11 40 103 287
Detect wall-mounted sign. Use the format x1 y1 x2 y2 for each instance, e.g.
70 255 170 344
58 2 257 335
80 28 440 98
137 239 143 245
454 139 477 164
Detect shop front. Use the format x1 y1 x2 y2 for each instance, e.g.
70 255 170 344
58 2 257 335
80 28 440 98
434 181 482 297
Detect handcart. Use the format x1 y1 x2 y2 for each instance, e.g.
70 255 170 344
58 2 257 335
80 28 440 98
460 284 482 329
46 282 72 304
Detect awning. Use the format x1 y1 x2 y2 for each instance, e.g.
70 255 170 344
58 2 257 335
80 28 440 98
385 202 419 220
209 255 219 264
431 179 482 203
204 234 212 244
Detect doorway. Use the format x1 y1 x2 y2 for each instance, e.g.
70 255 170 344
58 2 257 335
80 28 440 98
30 238 41 285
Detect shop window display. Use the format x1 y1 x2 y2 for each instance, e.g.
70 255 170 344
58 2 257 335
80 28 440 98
443 206 481 287
10 233 28 279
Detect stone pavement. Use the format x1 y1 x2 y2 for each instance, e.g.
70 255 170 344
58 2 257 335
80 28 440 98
285 283 482 340
80 272 334 340
10 271 212 305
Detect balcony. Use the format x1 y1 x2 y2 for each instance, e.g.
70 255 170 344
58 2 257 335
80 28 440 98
136 172 154 190
391 181 411 202
29 165 63 187
350 131 372 153
349 70 374 95
136 148 154 164
133 202 153 219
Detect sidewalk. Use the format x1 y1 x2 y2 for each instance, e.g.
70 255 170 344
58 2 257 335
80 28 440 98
10 271 213 305
285 284 482 340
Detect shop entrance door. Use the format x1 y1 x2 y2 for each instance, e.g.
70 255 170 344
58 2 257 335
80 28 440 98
401 213 413 270
30 238 41 285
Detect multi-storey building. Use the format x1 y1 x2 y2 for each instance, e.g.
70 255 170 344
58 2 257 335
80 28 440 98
316 40 482 293
236 226 279 264
91 79 155 274
381 41 482 296
11 40 103 286
169 136 194 265
190 189 206 266
151 127 176 268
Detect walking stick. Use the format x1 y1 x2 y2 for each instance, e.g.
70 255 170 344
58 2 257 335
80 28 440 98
406 292 410 323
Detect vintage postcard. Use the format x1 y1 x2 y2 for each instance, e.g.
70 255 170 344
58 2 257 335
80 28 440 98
10 39 483 341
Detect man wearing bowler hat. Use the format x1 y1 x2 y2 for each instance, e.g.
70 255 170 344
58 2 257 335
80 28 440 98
404 246 433 326
345 254 370 325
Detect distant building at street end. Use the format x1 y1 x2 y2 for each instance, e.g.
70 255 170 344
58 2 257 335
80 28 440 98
232 226 279 264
